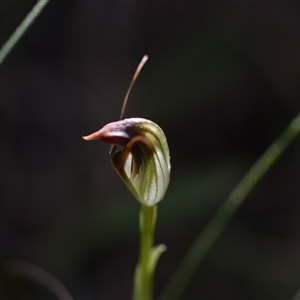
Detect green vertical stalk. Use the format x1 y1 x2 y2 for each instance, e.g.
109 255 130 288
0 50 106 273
133 204 157 300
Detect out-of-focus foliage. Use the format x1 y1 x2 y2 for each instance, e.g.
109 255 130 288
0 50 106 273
1 2 300 299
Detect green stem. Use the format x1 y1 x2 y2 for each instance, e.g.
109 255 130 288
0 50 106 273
133 204 157 300
0 0 50 66
159 112 300 300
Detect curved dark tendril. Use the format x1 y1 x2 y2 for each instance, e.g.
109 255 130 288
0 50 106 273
110 55 149 157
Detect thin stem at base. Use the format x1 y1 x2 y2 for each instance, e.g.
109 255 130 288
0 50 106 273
133 204 157 300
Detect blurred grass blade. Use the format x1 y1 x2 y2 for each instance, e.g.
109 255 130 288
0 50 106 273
159 112 300 300
0 0 50 65
291 288 300 300
4 260 74 300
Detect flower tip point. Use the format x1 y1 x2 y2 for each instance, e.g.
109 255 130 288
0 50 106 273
82 132 101 141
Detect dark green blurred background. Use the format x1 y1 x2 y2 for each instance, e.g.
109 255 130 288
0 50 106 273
1 2 300 299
